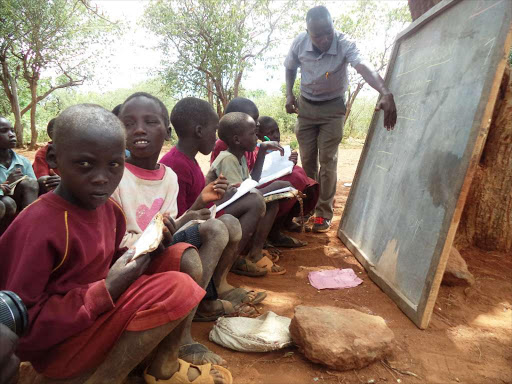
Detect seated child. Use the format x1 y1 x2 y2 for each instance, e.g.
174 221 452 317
114 92 257 366
0 116 38 232
212 97 311 246
32 118 61 194
206 112 290 275
0 104 231 384
257 116 319 235
160 97 274 280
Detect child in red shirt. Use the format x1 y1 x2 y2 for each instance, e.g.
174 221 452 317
32 118 61 194
160 97 275 279
0 104 231 384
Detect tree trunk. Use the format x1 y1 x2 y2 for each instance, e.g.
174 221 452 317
408 0 512 252
407 0 443 21
1 60 24 147
29 80 38 150
10 75 24 148
455 68 512 252
345 81 364 122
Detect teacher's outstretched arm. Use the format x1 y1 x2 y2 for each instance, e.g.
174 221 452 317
354 62 397 131
285 68 299 114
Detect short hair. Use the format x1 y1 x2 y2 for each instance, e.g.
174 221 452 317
120 92 169 128
53 104 124 148
111 104 122 116
218 112 252 144
170 97 217 138
258 116 278 130
225 97 259 118
306 5 331 23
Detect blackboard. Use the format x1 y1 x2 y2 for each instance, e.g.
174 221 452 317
338 0 512 329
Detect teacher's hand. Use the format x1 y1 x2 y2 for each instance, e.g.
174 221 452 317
375 93 397 131
285 94 298 114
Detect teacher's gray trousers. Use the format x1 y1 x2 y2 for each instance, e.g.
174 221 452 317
295 96 345 220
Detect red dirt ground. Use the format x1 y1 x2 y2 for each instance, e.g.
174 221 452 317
17 146 512 384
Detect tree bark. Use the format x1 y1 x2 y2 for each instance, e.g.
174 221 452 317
0 58 24 147
407 0 443 21
408 0 512 252
29 80 38 150
455 68 512 252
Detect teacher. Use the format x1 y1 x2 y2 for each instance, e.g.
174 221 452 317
285 5 397 233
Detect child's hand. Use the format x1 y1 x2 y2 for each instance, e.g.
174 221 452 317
200 175 228 204
106 249 150 301
182 208 212 222
5 169 23 184
161 215 176 247
259 141 284 156
289 151 298 165
38 175 60 193
0 184 12 195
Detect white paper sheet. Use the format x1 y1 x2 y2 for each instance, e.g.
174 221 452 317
216 178 258 211
258 145 294 185
262 186 295 197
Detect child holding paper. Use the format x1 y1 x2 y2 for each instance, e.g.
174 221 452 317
207 112 292 274
0 104 231 383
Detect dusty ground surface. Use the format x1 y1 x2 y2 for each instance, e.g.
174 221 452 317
17 145 512 384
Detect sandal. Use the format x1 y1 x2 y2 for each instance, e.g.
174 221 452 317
230 258 268 277
218 287 267 305
255 256 287 275
179 343 226 367
193 299 258 322
144 358 233 384
262 249 279 263
284 220 303 233
268 233 307 248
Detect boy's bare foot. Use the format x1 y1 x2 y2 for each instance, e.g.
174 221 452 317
179 342 227 367
146 359 230 384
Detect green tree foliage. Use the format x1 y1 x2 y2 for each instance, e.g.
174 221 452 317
0 0 117 148
144 0 294 116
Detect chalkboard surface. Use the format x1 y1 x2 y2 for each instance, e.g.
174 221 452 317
338 0 512 328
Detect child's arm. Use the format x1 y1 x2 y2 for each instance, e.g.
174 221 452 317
250 141 285 181
289 151 298 165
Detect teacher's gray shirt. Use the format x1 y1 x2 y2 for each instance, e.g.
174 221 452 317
284 31 363 102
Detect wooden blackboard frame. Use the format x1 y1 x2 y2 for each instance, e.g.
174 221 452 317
338 0 512 329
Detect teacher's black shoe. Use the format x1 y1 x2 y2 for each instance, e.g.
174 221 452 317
312 217 331 233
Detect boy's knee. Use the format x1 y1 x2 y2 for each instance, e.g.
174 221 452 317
199 219 229 246
218 214 242 243
19 178 39 194
248 192 266 217
180 248 203 283
0 197 16 217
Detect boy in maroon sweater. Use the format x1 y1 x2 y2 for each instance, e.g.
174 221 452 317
0 104 231 384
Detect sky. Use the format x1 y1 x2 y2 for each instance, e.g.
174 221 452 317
85 0 409 96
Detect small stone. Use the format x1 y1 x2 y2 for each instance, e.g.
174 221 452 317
290 306 395 371
442 247 475 286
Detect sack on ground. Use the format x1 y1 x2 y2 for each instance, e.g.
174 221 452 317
209 311 293 352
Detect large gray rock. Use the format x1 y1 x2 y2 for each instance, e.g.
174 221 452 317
442 247 475 286
289 306 394 371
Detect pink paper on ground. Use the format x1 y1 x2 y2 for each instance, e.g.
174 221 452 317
308 268 363 290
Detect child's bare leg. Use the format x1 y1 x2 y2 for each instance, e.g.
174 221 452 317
0 197 16 233
247 200 279 264
222 192 265 257
212 214 242 294
85 312 227 384
12 178 38 209
178 222 229 366
146 312 227 384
